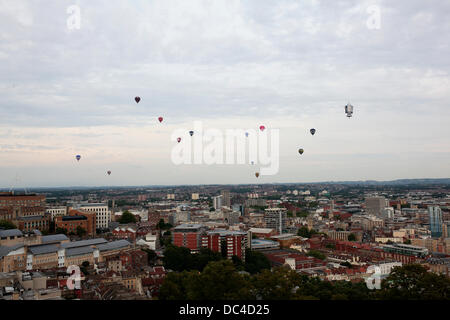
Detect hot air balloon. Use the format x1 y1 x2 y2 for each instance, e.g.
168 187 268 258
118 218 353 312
107 170 111 175
245 132 249 137
310 128 316 135
259 125 265 132
189 131 194 136
158 117 163 123
75 155 81 161
177 137 181 143
255 172 260 178
298 149 304 155
345 103 354 118
135 97 141 103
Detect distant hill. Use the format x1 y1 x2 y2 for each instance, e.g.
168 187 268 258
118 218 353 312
311 178 450 185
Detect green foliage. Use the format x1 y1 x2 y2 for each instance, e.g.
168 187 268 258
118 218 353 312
163 245 222 272
118 211 136 224
76 226 86 237
376 264 450 300
0 220 17 230
296 211 308 218
340 261 352 268
306 250 326 260
141 248 157 263
55 227 68 235
159 262 374 300
347 233 357 241
244 249 271 274
325 243 336 250
297 227 317 238
157 219 173 230
82 261 90 268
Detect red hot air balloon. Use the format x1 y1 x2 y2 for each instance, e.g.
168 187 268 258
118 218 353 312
259 125 265 132
158 117 163 123
177 137 181 143
135 97 141 103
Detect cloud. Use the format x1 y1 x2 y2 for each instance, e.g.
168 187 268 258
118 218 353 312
0 0 449 186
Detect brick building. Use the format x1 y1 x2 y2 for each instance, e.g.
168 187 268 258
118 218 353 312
172 224 207 253
54 209 96 236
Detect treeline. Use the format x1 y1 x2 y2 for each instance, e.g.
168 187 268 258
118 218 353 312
159 263 450 300
162 245 271 274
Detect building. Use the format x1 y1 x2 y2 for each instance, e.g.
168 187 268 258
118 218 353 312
428 206 443 238
0 193 48 232
172 224 207 252
16 215 51 233
248 228 278 238
191 193 199 200
213 196 222 210
167 194 175 200
200 230 249 260
112 227 137 242
327 230 352 241
45 206 67 220
220 190 231 208
54 209 96 236
381 243 429 258
365 196 388 216
68 202 111 229
264 208 287 235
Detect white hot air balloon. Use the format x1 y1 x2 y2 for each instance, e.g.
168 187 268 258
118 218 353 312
345 103 354 118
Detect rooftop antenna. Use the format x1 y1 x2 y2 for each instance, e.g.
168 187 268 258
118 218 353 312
9 173 28 195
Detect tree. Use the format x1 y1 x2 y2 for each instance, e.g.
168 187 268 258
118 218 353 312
141 248 157 264
0 220 16 230
340 261 352 268
76 226 86 237
377 264 450 300
297 227 317 238
118 211 136 224
306 250 326 260
220 239 227 258
55 227 68 235
244 249 271 274
348 233 357 241
82 261 90 268
157 219 172 230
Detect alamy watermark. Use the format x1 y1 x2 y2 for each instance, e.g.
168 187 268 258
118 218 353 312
67 5 81 30
171 121 279 176
365 265 382 290
66 265 82 290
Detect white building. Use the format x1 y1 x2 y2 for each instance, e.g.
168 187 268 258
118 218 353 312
69 202 111 229
213 195 223 210
192 193 199 200
46 206 67 219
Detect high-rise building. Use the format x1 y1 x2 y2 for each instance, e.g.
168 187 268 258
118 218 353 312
220 190 231 208
191 193 199 200
213 195 223 210
172 224 207 252
365 196 388 216
428 206 443 238
200 230 248 261
264 208 287 235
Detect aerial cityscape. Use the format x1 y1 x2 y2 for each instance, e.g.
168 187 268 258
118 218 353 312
0 0 449 313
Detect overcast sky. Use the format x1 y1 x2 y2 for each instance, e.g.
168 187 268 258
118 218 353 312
0 0 449 188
